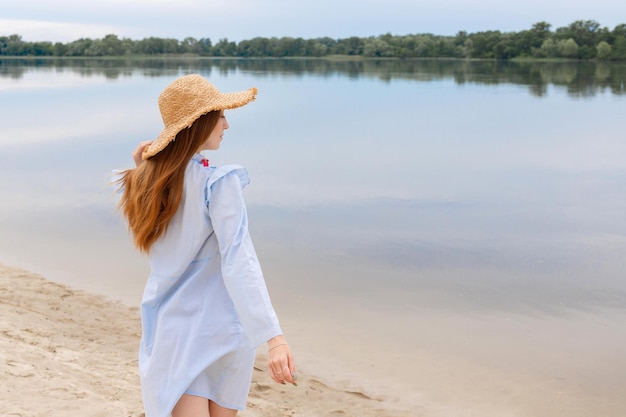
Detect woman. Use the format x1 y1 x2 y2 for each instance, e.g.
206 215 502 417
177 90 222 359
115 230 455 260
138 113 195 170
116 74 295 417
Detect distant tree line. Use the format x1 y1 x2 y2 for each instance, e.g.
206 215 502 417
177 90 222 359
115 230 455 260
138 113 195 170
2 20 626 60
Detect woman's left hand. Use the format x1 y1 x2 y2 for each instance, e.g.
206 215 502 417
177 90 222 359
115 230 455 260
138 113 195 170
132 140 153 167
267 336 296 386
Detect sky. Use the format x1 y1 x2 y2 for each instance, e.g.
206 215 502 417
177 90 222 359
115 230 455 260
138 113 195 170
1 0 625 43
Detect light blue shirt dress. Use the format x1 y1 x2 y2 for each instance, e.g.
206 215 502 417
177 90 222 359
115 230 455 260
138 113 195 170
136 154 282 417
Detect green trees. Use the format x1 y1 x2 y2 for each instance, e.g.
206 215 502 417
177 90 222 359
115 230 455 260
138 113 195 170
597 41 612 60
560 38 580 58
77 34 128 56
212 38 237 56
537 39 558 58
196 38 213 55
64 38 94 56
134 37 181 55
518 22 552 57
334 37 365 55
0 35 31 55
553 20 610 59
611 36 626 60
2 20 626 60
237 37 270 57
363 38 392 57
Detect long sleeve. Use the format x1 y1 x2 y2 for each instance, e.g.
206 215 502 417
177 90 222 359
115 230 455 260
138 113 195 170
207 171 282 348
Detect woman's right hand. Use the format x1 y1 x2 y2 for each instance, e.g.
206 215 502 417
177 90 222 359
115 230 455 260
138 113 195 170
267 336 296 386
132 141 153 167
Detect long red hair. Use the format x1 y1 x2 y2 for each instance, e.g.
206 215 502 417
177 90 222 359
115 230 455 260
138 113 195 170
117 111 221 252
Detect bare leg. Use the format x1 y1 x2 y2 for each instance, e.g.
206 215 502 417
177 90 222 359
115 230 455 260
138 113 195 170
209 400 238 417
172 394 210 417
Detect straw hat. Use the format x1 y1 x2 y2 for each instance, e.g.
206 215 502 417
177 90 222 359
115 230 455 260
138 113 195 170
142 74 257 159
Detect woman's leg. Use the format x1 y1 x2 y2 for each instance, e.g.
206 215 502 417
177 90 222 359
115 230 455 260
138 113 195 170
171 394 210 417
208 400 238 417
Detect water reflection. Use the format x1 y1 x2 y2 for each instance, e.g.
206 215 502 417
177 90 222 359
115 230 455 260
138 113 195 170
1 57 625 97
0 58 625 316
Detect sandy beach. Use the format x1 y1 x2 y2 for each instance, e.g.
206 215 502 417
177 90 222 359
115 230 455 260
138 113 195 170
0 263 415 417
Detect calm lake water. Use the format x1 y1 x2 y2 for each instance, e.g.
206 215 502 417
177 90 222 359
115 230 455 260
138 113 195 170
1 57 626 415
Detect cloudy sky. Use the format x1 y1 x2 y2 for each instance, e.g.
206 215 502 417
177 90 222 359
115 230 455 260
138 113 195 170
1 0 625 43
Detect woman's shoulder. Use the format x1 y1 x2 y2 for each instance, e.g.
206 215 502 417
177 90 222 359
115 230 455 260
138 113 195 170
188 155 250 189
202 164 250 203
208 164 249 188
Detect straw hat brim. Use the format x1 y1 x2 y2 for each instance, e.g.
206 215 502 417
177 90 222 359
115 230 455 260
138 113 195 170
142 84 257 160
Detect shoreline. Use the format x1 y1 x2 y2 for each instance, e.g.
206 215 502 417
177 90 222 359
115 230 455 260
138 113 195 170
0 263 415 417
3 260 626 416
